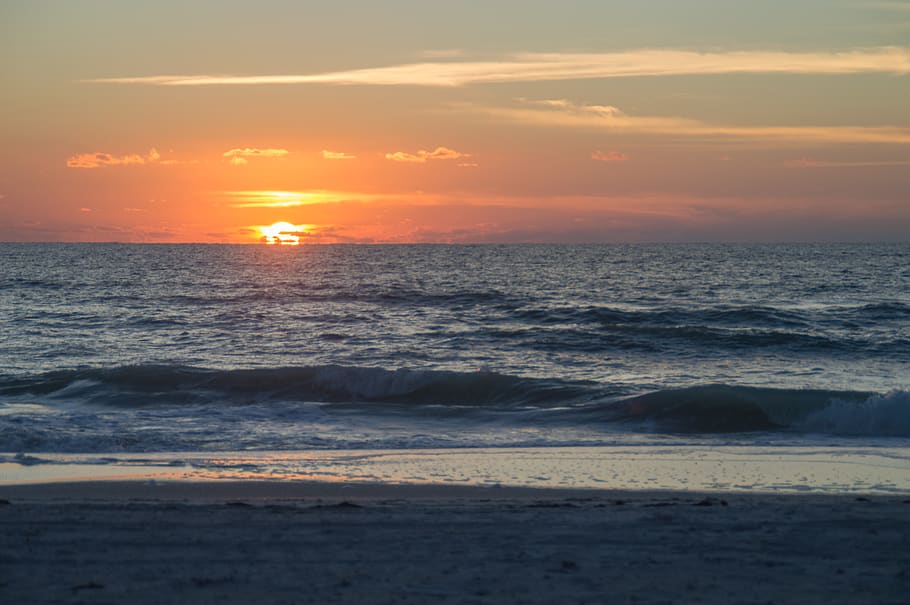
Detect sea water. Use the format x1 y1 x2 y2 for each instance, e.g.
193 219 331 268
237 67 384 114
1 243 908 491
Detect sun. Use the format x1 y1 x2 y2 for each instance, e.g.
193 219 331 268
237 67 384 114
259 221 308 245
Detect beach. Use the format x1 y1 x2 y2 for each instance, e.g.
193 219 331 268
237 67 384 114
2 480 909 604
2 244 908 603
4 0 910 596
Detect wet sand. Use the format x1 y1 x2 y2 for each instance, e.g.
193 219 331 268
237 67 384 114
1 480 909 604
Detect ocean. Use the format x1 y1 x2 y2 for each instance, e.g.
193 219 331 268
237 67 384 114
1 243 908 491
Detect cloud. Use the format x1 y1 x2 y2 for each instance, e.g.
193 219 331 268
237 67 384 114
222 148 289 164
591 150 629 163
66 148 161 169
218 192 910 244
86 47 910 87
785 157 910 167
385 146 471 163
321 149 356 160
223 190 386 208
469 99 910 144
79 207 92 213
64 148 192 169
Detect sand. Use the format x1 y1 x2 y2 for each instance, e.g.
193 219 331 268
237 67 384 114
1 481 909 604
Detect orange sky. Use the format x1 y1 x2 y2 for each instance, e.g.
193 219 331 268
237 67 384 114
1 1 909 243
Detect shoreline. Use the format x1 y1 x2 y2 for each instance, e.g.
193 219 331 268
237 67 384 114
4 444 910 495
3 476 910 504
0 478 621 503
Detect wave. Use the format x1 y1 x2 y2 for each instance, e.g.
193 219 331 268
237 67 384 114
849 301 910 319
569 385 873 434
164 288 519 310
0 365 598 409
583 386 909 436
513 305 811 330
798 390 910 437
512 302 910 328
497 304 909 355
1 365 907 437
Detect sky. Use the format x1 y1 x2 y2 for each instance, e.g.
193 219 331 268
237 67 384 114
1 0 909 243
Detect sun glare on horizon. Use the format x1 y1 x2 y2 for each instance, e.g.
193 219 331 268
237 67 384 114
259 221 309 245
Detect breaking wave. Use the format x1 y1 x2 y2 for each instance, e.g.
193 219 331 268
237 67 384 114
1 365 908 439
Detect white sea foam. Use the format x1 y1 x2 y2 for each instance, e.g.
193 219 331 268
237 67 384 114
799 390 910 436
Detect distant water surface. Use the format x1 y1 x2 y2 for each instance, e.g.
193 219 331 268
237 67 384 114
1 243 908 459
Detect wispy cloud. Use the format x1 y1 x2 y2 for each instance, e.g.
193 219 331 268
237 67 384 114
785 157 910 167
321 149 356 160
385 147 471 163
223 190 386 208
85 47 910 87
66 148 169 168
223 189 497 210
592 150 629 163
470 99 910 144
222 148 289 166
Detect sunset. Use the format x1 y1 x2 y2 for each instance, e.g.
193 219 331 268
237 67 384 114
258 220 310 244
2 2 908 604
2 1 909 243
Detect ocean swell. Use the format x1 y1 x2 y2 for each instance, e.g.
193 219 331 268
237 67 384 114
569 385 873 433
503 304 910 356
1 365 907 438
0 365 597 409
